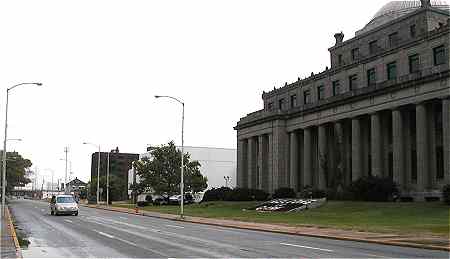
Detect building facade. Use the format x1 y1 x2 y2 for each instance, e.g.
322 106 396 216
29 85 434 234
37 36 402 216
90 148 139 201
235 0 450 201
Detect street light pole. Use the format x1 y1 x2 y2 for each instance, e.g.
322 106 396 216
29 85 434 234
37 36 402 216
154 95 185 218
106 151 110 206
1 82 42 219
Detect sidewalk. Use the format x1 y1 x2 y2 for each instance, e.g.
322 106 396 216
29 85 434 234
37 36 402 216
82 204 450 252
1 207 21 259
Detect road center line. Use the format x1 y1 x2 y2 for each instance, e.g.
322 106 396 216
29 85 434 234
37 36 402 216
165 224 185 229
280 242 334 252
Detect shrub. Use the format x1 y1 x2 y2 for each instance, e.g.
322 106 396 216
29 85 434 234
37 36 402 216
299 187 327 199
250 189 270 201
202 187 233 202
442 184 450 205
273 187 296 199
348 176 398 202
227 188 253 201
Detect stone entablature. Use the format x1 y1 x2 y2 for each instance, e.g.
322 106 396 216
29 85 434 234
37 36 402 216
237 66 449 129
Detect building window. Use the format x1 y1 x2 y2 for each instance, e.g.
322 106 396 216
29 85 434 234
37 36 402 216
369 40 378 54
410 24 417 38
317 85 325 100
303 90 311 104
290 94 297 108
387 61 397 80
367 68 376 86
434 45 446 66
351 48 359 61
332 80 341 96
278 98 284 110
389 32 399 47
409 54 420 73
349 74 358 91
267 102 273 111
338 54 343 65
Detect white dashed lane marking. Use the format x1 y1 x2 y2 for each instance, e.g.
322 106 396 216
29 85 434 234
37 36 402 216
165 225 185 229
280 242 334 252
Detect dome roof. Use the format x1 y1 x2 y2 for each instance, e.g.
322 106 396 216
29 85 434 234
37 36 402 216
356 1 449 36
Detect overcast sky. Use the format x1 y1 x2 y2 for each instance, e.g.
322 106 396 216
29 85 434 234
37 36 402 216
0 0 398 184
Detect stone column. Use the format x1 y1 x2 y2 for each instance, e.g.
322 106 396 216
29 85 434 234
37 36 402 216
416 103 428 193
237 139 245 187
335 121 345 185
392 109 404 187
289 131 299 192
258 136 264 189
267 134 274 193
427 104 437 188
352 118 362 181
443 98 450 184
371 112 382 177
303 128 312 187
318 125 327 190
247 138 255 189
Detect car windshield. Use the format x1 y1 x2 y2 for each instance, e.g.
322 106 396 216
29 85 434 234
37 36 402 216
56 197 75 203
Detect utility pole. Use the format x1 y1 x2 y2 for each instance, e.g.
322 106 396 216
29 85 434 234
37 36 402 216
64 146 68 193
41 176 44 199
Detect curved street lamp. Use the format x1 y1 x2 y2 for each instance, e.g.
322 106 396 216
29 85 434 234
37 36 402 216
2 82 42 218
154 95 185 218
83 142 101 205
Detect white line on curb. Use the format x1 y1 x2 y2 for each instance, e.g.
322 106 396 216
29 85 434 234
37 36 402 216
280 242 334 252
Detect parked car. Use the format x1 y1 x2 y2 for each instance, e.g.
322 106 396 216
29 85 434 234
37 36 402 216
169 193 194 205
50 194 79 216
152 194 168 205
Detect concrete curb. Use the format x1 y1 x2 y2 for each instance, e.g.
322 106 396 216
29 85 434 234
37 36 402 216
6 207 22 259
81 204 450 252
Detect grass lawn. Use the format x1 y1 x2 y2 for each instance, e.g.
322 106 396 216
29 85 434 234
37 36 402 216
115 201 449 236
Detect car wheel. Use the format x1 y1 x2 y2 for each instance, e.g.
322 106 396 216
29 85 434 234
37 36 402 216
51 210 54 215
74 212 78 216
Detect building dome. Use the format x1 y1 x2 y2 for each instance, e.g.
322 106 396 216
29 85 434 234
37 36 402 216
356 0 450 36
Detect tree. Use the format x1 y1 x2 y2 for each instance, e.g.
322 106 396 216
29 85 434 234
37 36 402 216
134 141 207 198
90 174 126 203
0 151 32 192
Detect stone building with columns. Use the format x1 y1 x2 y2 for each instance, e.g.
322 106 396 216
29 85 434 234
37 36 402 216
234 0 450 201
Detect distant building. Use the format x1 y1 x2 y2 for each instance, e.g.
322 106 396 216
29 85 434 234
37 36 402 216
128 146 236 198
66 177 87 192
235 0 450 201
90 147 139 201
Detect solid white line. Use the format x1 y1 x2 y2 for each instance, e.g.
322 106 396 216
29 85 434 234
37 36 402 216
64 219 73 223
280 243 334 252
165 224 185 229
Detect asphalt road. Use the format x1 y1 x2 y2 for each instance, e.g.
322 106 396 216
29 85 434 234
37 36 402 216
9 199 449 258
